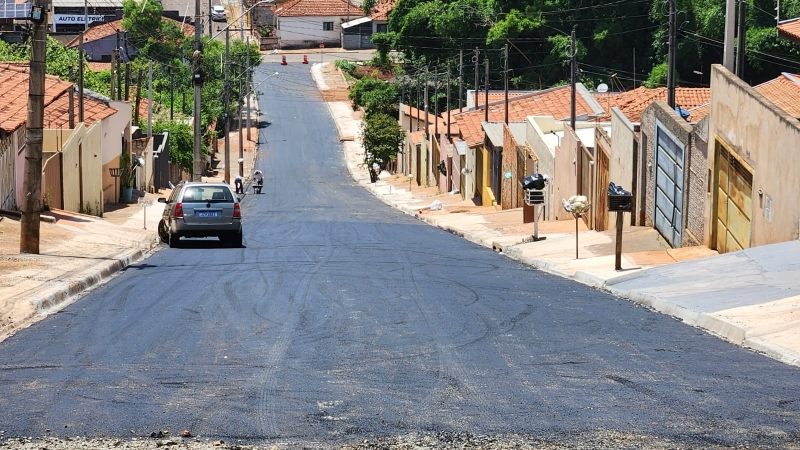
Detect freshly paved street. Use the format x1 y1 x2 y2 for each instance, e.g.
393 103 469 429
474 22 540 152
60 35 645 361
0 59 798 449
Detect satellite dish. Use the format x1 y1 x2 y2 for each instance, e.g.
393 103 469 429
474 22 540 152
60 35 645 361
597 83 609 93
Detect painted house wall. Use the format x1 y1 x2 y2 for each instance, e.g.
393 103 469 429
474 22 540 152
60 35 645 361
102 100 132 204
557 125 581 221
501 124 518 210
72 35 137 62
610 107 636 196
708 64 800 247
279 16 357 47
59 122 103 214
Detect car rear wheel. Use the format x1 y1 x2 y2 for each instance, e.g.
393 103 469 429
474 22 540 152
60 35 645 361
158 219 169 243
169 232 181 248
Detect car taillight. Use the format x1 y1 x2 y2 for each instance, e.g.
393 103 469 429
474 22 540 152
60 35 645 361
233 202 241 218
174 202 184 218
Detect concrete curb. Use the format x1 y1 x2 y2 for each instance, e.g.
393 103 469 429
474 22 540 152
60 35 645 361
1 235 160 342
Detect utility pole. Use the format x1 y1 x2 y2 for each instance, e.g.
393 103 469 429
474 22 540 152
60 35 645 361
723 0 736 72
116 30 122 101
238 74 244 177
224 26 231 183
473 47 479 110
148 59 153 137
570 30 576 132
458 49 463 112
433 66 438 138
504 43 509 125
78 31 84 123
124 63 131 101
134 68 143 126
484 57 489 123
415 75 420 131
424 66 429 138
170 71 174 120
667 0 676 108
446 65 451 138
246 36 251 141
208 0 213 36
20 0 47 254
193 0 203 181
736 0 747 78
110 47 117 101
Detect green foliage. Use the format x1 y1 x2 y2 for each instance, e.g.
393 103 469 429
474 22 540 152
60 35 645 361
153 119 195 174
371 32 397 67
122 0 187 63
362 0 377 16
119 151 135 188
350 78 399 117
361 113 405 166
335 60 357 72
645 62 670 89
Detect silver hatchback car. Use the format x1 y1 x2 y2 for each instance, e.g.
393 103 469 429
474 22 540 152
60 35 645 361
158 182 242 248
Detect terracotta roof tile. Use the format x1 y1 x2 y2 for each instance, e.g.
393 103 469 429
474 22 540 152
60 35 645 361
778 18 800 45
595 86 710 122
44 92 118 129
369 0 395 21
0 66 74 133
274 0 359 17
755 73 800 119
687 103 710 123
66 18 196 47
408 130 424 144
453 85 597 147
87 62 112 72
470 91 529 107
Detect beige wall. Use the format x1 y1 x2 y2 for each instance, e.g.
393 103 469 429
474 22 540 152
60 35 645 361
58 122 103 215
555 125 580 221
525 117 558 220
708 64 800 247
104 101 132 203
610 107 636 195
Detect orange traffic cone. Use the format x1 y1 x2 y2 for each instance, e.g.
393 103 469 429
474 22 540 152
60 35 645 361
302 54 308 64
281 55 287 65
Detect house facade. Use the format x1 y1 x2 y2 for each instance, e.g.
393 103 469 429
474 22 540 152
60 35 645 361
274 0 361 48
707 64 800 252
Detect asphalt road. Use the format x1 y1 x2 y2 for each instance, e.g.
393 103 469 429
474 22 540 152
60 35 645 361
0 63 798 449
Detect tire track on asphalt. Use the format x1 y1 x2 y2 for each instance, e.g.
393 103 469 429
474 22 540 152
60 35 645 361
375 222 505 432
253 218 335 437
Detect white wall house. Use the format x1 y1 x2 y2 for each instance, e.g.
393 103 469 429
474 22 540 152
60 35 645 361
274 0 362 48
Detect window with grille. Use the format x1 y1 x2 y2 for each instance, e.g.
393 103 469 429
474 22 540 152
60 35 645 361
323 22 333 31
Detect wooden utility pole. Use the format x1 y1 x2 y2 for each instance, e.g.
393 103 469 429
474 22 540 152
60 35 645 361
116 30 123 101
134 68 144 125
20 0 47 254
423 66 429 138
473 47 479 111
570 30 576 132
246 36 251 141
78 31 84 123
667 0 676 108
458 50 463 112
193 0 204 181
147 59 153 137
735 0 747 78
238 75 244 177
223 26 231 183
434 66 438 138
484 57 489 123
110 48 117 101
125 63 131 101
504 43 509 125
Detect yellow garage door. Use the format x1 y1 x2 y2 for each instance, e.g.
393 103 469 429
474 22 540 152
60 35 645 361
714 143 753 253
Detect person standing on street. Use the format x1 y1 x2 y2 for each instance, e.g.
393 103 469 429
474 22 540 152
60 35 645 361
234 175 243 194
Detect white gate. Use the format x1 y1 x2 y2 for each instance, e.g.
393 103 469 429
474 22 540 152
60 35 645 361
0 133 15 210
654 124 685 248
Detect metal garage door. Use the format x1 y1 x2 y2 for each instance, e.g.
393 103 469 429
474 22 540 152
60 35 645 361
714 143 752 253
654 126 684 248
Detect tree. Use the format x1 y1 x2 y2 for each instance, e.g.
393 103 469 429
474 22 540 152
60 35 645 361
361 113 405 167
153 118 194 173
350 78 399 117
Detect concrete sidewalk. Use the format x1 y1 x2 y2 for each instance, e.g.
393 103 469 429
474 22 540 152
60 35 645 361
0 94 263 343
312 62 800 367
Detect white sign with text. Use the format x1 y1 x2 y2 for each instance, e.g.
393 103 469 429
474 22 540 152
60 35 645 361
53 14 105 24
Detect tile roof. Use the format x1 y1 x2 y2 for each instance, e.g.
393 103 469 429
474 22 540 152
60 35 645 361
453 84 601 147
687 103 710 123
369 0 395 21
66 18 195 47
402 104 459 135
754 73 800 119
778 18 800 45
87 62 112 72
469 91 529 107
274 0 359 17
0 66 75 133
44 92 118 129
595 86 710 122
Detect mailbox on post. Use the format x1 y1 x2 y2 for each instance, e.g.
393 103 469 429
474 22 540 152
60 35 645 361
607 182 633 270
523 173 548 241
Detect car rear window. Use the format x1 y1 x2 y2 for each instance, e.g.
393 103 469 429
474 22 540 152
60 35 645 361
182 186 233 203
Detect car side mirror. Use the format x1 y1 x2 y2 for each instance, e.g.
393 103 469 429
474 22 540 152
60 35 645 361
157 197 167 203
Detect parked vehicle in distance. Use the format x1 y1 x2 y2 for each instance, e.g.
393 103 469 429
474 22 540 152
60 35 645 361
158 181 242 248
211 5 226 21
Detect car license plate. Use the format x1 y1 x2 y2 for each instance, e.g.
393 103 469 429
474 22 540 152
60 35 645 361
197 211 220 218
